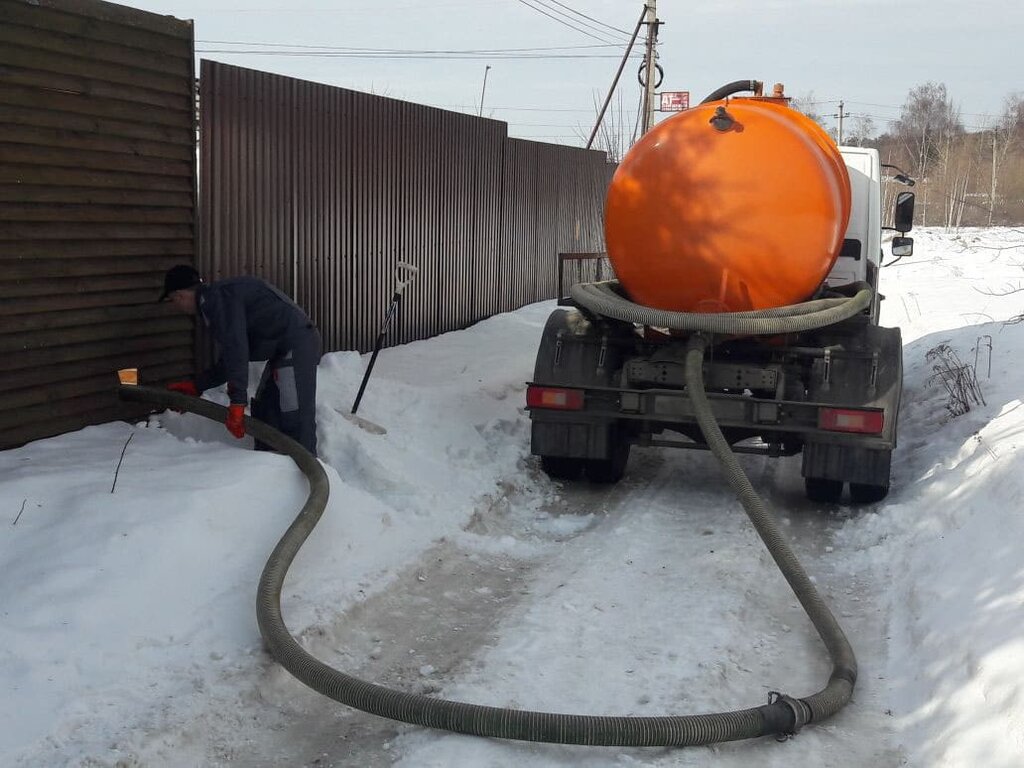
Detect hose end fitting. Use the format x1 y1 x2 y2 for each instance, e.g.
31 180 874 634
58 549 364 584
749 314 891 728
768 691 812 740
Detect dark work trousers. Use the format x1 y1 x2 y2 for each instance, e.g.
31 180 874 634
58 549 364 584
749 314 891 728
251 325 321 456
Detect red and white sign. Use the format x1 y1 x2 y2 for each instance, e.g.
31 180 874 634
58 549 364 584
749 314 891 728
659 91 690 112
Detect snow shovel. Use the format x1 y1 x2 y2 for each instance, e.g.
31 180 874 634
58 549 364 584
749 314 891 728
345 261 420 430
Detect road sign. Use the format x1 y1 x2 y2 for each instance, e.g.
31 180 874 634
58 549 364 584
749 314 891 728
659 91 690 112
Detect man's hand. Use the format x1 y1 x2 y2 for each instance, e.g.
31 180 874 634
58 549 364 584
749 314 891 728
226 404 246 438
166 380 199 397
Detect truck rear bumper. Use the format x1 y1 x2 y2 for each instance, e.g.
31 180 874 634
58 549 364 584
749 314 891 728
528 384 896 457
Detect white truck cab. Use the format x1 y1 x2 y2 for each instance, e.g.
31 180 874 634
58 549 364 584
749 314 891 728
828 147 915 322
827 148 882 288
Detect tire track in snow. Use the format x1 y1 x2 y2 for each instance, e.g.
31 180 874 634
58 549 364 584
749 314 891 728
209 462 643 766
190 448 900 767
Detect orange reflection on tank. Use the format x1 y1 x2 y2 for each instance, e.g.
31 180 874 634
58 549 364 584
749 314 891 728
604 98 851 313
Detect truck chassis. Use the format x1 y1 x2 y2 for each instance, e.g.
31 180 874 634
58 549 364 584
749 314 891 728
528 298 902 503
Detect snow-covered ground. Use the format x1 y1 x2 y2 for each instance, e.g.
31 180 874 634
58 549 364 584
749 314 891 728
2 228 1024 767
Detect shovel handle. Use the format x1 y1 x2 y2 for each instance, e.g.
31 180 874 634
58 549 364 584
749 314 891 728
395 261 420 295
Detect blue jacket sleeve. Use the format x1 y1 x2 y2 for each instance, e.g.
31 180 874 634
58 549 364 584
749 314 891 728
197 288 250 404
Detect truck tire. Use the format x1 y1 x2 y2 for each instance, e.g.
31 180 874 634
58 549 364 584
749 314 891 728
584 436 631 484
849 482 889 504
805 477 843 503
540 455 586 481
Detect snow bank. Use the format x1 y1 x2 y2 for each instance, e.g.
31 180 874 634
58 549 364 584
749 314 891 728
3 228 1024 766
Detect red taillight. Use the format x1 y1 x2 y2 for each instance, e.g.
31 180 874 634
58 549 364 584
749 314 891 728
526 385 585 410
818 407 884 434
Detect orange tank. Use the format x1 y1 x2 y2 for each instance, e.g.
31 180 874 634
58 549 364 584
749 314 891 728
604 98 851 313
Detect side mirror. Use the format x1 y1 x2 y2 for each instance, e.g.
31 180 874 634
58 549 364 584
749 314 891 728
892 236 914 258
894 191 915 233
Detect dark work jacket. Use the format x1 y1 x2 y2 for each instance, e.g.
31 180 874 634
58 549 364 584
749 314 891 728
194 277 313 404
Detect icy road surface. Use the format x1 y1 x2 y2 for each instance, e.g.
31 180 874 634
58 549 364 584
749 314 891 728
225 449 902 768
2 229 1024 767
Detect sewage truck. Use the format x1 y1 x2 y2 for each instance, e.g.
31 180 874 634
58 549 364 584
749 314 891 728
527 81 915 503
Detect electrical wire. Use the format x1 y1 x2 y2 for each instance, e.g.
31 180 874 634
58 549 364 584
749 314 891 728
526 0 632 42
492 120 627 127
197 39 626 53
510 135 586 139
542 0 633 36
630 79 644 145
845 99 1004 120
792 98 1002 132
848 111 993 132
794 103 994 134
512 0 623 45
440 105 623 113
199 0 508 12
792 98 1002 122
195 49 639 60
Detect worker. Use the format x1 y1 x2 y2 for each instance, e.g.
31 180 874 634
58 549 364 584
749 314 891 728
159 264 321 456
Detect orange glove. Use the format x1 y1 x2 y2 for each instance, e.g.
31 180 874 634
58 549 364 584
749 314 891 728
225 404 246 438
166 380 199 397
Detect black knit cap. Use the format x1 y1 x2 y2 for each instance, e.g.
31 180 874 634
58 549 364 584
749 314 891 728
159 264 202 301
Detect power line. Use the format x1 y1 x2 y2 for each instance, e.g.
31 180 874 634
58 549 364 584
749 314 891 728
845 100 905 112
791 97 843 106
542 0 633 36
440 104 619 113
845 100 1004 120
528 0 631 42
797 101 996 133
512 0 623 45
504 119 638 127
630 77 644 144
196 49 640 60
509 134 586 140
197 39 625 53
851 111 994 132
795 98 1003 123
197 0 508 12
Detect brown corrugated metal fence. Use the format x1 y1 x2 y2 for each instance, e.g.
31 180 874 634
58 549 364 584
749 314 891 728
1 26 612 449
200 61 614 354
0 0 196 449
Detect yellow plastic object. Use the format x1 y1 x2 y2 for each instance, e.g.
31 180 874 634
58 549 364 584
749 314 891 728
604 98 851 313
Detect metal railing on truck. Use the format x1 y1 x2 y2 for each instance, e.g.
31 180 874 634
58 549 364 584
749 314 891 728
558 252 614 306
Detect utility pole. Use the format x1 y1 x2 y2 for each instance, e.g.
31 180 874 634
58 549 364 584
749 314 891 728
478 65 491 117
833 100 851 144
640 0 659 135
586 6 646 151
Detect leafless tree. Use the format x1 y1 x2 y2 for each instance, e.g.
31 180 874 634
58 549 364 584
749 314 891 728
575 88 636 163
938 132 981 229
894 83 963 225
989 92 1024 225
790 91 832 134
894 82 963 171
846 114 876 147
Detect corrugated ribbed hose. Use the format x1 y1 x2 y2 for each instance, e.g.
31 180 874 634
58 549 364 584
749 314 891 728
570 280 873 335
120 280 863 752
682 335 857 723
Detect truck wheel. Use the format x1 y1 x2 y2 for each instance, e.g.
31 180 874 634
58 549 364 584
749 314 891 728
805 477 843 503
585 438 631 484
849 482 889 504
540 455 585 481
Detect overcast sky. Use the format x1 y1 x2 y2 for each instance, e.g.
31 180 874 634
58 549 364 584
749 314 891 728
127 0 1021 145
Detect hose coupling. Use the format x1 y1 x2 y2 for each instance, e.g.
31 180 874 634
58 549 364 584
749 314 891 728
768 691 812 740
